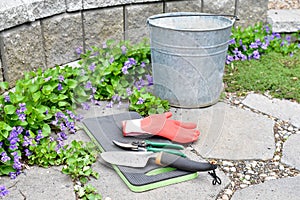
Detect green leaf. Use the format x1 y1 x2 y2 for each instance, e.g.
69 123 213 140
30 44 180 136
0 165 15 175
42 85 54 95
0 82 9 90
65 79 78 89
4 105 17 114
32 91 42 102
29 84 40 93
42 123 51 137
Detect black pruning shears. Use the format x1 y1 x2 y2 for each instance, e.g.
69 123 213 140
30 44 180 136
112 140 187 157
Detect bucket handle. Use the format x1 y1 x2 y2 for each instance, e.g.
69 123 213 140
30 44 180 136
147 13 239 24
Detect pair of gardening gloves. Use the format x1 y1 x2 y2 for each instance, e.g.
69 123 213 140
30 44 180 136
122 112 200 144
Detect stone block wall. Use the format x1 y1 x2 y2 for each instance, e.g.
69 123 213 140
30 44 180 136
0 0 269 87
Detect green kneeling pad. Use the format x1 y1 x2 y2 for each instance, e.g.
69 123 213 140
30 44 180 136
82 111 198 192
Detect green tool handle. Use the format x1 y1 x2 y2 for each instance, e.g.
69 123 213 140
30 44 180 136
145 140 184 150
147 147 186 157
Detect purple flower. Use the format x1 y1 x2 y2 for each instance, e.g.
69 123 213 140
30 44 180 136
89 63 96 72
140 62 146 68
0 185 9 197
19 103 26 112
226 55 234 64
145 74 153 86
109 57 114 64
18 113 26 122
9 172 17 179
242 45 247 51
126 88 132 96
85 81 92 89
1 152 11 163
75 47 83 55
252 50 260 59
0 142 2 148
35 130 43 142
265 25 270 33
102 42 107 49
137 97 144 105
58 132 68 140
272 32 281 39
298 44 300 48
135 79 145 90
255 39 262 46
81 102 90 110
44 76 52 82
122 66 129 74
239 39 243 46
290 52 294 57
58 83 63 91
121 45 127 54
24 149 32 157
228 38 235 45
22 136 33 147
91 99 101 106
112 94 120 102
66 110 76 119
250 42 258 49
58 75 64 82
106 101 113 108
4 95 10 102
261 43 268 50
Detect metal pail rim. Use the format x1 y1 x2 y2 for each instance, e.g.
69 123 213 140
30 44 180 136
147 12 237 32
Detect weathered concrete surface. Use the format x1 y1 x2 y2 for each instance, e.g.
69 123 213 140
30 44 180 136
282 134 300 170
267 9 300 33
165 0 202 12
242 93 300 128
171 102 275 160
125 3 163 43
42 13 83 67
0 21 45 87
202 0 235 15
0 166 75 200
231 176 300 200
83 7 124 48
236 0 269 27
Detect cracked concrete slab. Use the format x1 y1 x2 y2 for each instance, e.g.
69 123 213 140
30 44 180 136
242 93 300 128
282 134 300 170
171 102 275 160
231 176 300 200
0 166 75 200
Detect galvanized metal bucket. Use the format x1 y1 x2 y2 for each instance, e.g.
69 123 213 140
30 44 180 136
147 12 235 108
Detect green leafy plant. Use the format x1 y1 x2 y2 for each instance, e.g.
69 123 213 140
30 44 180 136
227 22 300 64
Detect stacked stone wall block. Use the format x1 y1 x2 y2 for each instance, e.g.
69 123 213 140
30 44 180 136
0 0 29 31
236 0 269 27
66 0 83 11
83 0 162 10
165 0 202 13
125 3 163 43
83 7 124 49
202 0 235 15
42 12 83 68
0 59 3 82
0 22 45 87
24 0 66 21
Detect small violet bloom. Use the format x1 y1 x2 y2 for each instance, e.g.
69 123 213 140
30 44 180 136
85 81 92 89
109 57 114 64
140 62 146 68
58 75 64 82
81 102 90 110
137 97 144 105
121 45 127 54
75 47 83 55
4 95 10 102
58 83 63 91
44 76 52 82
89 63 96 72
0 185 9 197
106 101 113 108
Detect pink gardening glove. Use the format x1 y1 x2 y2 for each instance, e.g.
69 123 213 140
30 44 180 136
122 112 200 143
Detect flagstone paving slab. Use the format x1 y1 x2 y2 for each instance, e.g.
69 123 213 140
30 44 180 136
282 133 300 170
242 93 300 128
231 176 300 200
171 102 275 160
0 166 75 200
